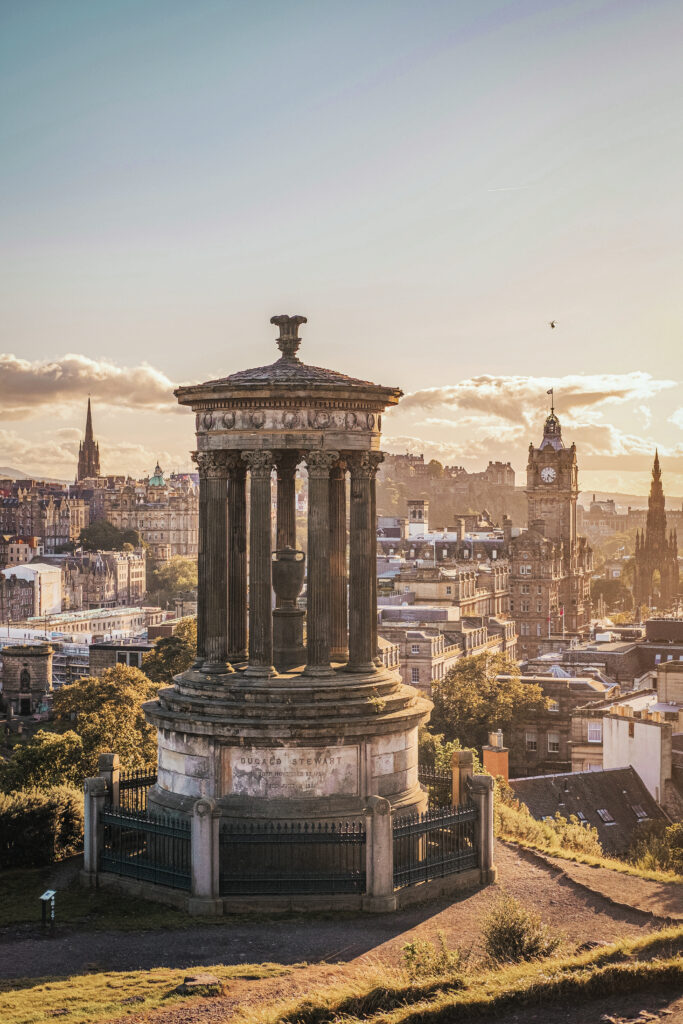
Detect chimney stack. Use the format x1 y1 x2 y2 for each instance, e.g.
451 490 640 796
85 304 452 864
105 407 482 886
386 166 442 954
482 729 509 781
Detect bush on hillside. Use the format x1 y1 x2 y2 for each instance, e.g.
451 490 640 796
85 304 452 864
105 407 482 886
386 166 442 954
481 892 560 964
0 786 83 868
0 730 86 794
401 931 469 979
628 821 683 874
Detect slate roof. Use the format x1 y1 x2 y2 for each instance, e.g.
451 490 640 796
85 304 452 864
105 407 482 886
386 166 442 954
205 354 382 389
509 766 667 855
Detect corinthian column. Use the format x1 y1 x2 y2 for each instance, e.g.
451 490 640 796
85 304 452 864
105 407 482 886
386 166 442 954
191 451 232 673
226 454 247 661
329 459 348 662
242 450 275 676
276 451 300 552
305 450 339 675
347 452 382 673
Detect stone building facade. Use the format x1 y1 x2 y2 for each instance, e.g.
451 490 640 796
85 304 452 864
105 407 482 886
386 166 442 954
509 407 592 659
104 466 198 560
0 574 35 622
77 398 101 481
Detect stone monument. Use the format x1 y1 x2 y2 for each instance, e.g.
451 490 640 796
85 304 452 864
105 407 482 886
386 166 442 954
1 644 53 716
144 315 432 825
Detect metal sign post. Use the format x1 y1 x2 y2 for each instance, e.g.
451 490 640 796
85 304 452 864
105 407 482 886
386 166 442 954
40 889 56 931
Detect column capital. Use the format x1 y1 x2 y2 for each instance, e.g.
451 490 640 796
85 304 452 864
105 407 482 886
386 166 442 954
192 451 229 479
305 450 340 478
241 449 275 476
348 451 383 479
224 452 247 477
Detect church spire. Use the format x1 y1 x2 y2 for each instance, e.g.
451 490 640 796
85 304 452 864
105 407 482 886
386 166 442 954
76 396 101 481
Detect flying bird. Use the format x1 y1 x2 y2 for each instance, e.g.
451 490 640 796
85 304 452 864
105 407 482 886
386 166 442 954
548 320 557 329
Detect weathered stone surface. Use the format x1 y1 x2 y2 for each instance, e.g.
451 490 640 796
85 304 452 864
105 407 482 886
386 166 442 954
175 973 224 997
224 744 360 799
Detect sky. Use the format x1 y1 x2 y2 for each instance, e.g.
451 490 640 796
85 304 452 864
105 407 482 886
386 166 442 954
1 0 682 497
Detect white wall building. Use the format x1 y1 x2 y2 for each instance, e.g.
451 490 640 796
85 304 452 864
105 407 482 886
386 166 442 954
2 563 62 616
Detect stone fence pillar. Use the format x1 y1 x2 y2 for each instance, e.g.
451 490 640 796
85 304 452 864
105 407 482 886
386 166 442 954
189 797 222 916
469 774 497 884
98 752 120 807
451 748 474 806
81 776 108 886
362 795 397 912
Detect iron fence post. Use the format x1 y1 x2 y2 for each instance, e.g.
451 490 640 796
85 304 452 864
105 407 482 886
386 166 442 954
98 752 120 807
81 776 107 887
362 795 397 912
469 774 497 883
189 797 222 915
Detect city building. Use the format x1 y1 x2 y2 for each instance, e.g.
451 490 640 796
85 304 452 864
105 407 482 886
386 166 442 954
633 452 679 611
1 563 62 616
509 403 592 658
104 464 198 559
0 574 35 623
0 535 43 567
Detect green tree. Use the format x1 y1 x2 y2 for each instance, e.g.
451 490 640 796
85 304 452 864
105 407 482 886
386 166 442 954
52 665 159 772
591 578 633 613
147 556 198 608
143 617 197 682
429 653 547 751
0 730 86 793
418 725 481 773
79 519 143 551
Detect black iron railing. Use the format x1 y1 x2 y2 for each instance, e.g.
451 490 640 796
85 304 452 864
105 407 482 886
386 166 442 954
417 765 452 808
118 768 157 812
393 803 478 890
219 820 366 896
100 806 191 891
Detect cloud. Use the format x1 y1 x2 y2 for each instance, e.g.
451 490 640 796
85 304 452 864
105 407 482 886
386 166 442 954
0 353 182 420
396 372 676 426
670 408 683 430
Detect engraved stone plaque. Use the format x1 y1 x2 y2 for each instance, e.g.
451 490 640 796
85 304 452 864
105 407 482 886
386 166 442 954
224 745 359 798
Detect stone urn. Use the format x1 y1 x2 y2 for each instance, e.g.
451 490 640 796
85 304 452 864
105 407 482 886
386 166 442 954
272 547 306 609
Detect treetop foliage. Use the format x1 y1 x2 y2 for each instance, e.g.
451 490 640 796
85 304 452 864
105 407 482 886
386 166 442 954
79 519 144 551
143 617 197 682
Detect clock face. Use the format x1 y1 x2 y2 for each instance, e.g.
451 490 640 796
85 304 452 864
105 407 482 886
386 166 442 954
541 466 556 483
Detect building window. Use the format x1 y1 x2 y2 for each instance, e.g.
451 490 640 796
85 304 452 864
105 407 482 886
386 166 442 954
596 808 615 823
411 668 419 683
631 804 648 819
548 699 560 713
526 732 537 752
446 586 452 594
628 721 635 738
587 722 602 743
536 624 542 636
547 732 560 753
411 644 420 654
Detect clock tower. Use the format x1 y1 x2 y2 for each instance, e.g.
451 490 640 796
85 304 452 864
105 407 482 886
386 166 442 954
525 405 578 552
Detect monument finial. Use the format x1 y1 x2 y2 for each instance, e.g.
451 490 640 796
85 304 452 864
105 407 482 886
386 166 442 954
271 314 307 360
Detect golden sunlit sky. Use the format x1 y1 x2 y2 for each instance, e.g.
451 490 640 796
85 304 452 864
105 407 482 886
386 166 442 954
1 1 682 498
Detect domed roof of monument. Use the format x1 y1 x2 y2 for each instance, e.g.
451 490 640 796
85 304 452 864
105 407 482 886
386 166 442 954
177 315 401 400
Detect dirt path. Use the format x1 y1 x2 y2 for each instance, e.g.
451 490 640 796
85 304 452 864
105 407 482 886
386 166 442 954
0 844 657 983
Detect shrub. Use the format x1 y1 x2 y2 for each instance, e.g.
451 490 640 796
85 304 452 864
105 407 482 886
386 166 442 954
481 892 560 964
401 931 469 978
0 786 84 868
0 730 86 794
629 821 683 874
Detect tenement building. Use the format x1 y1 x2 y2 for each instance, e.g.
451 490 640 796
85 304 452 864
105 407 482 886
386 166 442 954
143 314 432 834
509 404 592 659
633 451 679 611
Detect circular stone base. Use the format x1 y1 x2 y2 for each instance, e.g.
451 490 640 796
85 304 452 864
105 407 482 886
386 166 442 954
144 663 432 823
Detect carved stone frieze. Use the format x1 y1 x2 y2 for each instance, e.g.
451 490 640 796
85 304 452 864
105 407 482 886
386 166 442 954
196 407 381 434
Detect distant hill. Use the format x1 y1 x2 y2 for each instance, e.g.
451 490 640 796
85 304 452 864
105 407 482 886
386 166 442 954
578 490 683 511
0 466 71 485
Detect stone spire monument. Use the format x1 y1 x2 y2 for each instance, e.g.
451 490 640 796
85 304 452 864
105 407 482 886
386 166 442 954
144 315 431 824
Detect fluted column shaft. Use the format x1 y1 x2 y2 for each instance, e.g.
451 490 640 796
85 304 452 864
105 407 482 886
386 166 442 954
192 452 231 671
329 460 348 661
348 452 382 672
305 451 338 674
276 452 299 550
226 455 247 660
243 450 275 676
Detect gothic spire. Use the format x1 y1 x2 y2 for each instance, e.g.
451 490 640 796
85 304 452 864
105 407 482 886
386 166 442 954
76 396 101 480
85 396 94 443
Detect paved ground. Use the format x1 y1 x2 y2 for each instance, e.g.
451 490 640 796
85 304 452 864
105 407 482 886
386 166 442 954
0 844 662 982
